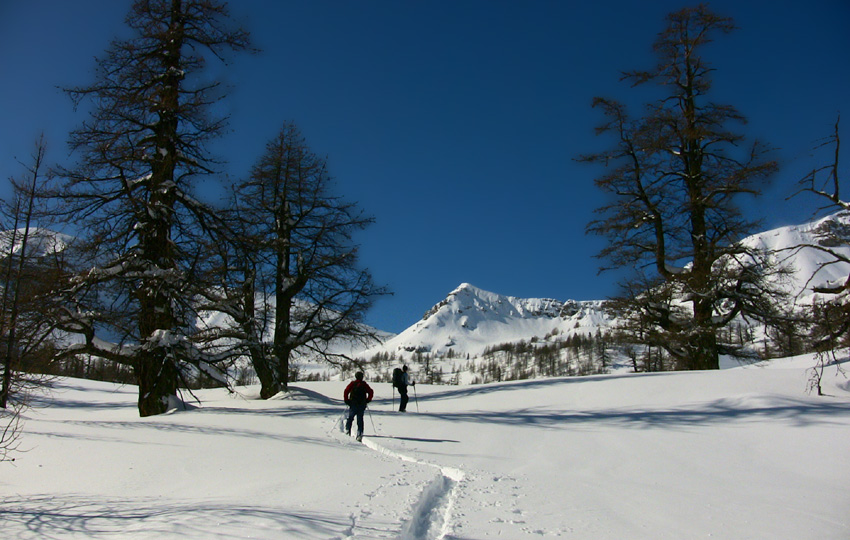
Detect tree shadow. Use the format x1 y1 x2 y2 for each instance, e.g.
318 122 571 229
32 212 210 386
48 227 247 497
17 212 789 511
420 396 850 430
191 385 345 418
22 416 346 448
371 373 663 406
287 385 340 406
26 380 138 411
0 495 365 539
369 435 460 444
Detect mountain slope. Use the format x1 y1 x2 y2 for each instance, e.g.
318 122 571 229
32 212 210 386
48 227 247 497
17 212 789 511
0 227 73 258
740 210 850 302
360 282 611 360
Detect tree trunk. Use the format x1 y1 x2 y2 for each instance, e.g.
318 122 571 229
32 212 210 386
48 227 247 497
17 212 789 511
272 338 292 392
249 340 279 399
135 349 180 416
134 0 183 417
239 274 281 399
272 286 291 391
690 297 720 370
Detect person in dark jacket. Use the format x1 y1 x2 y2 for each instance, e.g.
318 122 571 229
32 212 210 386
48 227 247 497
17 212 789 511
397 365 414 412
343 371 374 441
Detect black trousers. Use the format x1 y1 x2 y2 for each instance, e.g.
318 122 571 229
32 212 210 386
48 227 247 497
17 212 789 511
346 404 366 435
398 386 409 411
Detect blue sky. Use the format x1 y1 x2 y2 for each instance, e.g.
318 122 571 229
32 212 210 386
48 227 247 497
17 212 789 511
1 0 848 333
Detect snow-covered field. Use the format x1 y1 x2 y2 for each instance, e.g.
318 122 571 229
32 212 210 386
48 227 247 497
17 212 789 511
3 355 849 539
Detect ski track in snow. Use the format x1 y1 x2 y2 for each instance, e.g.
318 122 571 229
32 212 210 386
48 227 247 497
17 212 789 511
361 438 465 540
331 413 465 540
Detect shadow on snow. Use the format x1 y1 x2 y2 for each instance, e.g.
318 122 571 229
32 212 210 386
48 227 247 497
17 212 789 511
368 435 460 444
0 495 366 540
419 398 850 430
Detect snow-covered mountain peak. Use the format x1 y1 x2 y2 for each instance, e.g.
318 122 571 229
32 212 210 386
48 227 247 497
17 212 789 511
364 283 610 360
425 282 569 321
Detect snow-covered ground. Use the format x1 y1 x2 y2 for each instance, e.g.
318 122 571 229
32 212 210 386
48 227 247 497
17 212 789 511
3 355 849 539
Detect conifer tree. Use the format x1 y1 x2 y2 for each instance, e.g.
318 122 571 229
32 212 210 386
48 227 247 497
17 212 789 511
228 122 387 398
581 5 789 370
54 0 250 416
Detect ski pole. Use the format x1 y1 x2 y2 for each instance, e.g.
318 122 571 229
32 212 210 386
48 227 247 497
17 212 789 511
413 384 419 413
367 406 378 434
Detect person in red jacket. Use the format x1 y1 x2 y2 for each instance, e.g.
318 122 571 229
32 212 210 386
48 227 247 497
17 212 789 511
343 371 374 441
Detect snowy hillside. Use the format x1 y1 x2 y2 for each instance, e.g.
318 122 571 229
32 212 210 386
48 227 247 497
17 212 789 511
5 355 849 539
740 210 850 302
360 282 611 360
0 227 73 258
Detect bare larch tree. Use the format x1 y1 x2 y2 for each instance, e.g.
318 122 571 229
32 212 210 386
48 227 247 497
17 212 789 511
53 0 250 416
227 122 388 398
0 136 64 458
580 5 788 370
792 116 848 394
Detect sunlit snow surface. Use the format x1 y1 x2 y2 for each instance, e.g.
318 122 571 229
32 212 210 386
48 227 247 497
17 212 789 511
3 354 849 539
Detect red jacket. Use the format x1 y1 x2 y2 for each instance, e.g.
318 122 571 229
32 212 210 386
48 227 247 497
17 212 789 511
344 379 374 406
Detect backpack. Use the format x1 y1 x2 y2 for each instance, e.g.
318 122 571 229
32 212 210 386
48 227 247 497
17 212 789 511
392 367 403 388
349 381 368 405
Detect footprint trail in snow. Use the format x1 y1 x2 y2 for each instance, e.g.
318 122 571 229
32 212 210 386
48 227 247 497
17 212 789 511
333 414 466 540
361 437 465 540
